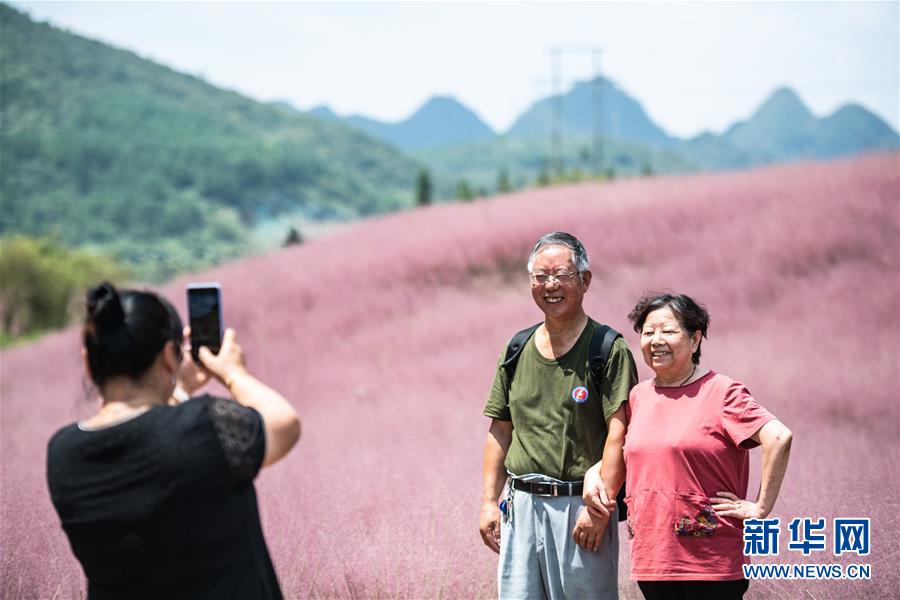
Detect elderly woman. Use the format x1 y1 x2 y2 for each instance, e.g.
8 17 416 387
46 283 300 599
584 293 792 600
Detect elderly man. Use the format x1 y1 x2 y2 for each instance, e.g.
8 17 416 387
479 231 637 599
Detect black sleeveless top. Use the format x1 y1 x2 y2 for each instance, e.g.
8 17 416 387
46 395 282 599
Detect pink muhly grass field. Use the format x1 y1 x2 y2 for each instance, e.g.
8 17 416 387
1 153 897 599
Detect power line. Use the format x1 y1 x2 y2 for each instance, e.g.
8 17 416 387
549 45 605 177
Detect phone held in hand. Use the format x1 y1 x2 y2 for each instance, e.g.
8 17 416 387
186 283 223 362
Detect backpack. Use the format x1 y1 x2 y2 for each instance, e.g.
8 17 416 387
501 321 628 522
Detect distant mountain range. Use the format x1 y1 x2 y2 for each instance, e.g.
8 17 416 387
311 78 898 187
680 87 900 169
309 96 494 151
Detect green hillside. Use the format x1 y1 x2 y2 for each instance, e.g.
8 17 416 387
414 134 694 196
0 4 419 280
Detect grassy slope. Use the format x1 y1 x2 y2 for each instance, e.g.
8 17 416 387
414 134 695 196
1 153 897 598
0 4 419 280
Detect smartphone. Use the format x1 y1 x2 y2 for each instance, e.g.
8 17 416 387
186 283 223 362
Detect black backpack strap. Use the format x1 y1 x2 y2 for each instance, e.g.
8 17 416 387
588 323 621 384
587 322 629 522
501 322 542 379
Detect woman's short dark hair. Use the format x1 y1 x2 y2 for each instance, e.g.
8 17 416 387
83 282 183 388
628 292 710 364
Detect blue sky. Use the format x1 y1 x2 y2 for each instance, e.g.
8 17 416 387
13 1 899 138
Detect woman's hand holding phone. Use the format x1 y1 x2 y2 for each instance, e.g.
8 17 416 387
196 328 248 388
177 327 249 396
176 326 212 395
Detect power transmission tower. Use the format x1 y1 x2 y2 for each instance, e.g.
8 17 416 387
547 45 605 178
592 48 603 176
551 47 563 177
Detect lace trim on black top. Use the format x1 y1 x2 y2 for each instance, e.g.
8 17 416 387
208 397 264 483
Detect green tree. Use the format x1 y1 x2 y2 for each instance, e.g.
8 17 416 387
456 179 474 202
283 226 303 247
578 145 591 167
415 168 433 206
497 167 512 194
0 236 130 343
567 168 584 182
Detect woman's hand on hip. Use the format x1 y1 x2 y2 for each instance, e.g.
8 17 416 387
709 491 767 520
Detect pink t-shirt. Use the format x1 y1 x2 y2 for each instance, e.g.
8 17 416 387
623 370 775 580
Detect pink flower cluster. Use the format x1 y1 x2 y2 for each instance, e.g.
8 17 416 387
2 153 897 599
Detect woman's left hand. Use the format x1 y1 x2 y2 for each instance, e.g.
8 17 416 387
709 491 767 520
582 462 614 519
176 326 211 395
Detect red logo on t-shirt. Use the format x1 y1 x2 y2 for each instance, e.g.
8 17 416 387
572 386 589 403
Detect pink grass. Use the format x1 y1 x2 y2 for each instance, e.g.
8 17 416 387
2 153 898 598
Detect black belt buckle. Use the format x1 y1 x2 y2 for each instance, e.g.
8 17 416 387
533 482 552 496
534 482 566 496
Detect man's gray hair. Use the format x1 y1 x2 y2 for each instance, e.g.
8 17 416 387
526 231 590 273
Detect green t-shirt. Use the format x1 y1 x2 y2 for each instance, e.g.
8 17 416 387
483 319 637 481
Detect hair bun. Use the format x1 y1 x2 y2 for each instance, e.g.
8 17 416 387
86 282 125 330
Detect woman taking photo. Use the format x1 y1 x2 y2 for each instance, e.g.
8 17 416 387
585 292 792 599
46 283 300 599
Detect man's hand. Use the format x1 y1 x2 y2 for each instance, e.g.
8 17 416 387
479 500 503 553
480 420 511 554
572 505 609 551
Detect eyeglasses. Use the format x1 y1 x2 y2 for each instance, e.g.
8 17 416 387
529 271 580 286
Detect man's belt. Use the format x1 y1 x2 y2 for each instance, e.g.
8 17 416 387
512 479 583 497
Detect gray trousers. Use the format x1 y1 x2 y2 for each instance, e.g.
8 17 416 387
498 486 619 600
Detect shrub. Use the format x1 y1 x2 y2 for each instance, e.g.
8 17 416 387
0 235 130 342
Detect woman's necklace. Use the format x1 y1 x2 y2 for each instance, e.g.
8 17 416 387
80 401 153 431
656 363 697 387
677 363 697 386
98 402 151 420
91 393 162 425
